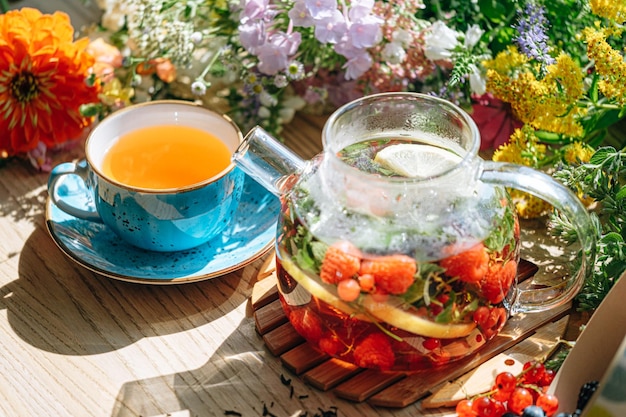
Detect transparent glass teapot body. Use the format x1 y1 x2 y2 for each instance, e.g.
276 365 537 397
234 93 595 371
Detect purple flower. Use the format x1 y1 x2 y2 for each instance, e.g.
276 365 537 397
348 14 382 49
305 0 337 19
343 51 372 80
513 1 555 65
348 0 375 20
272 30 302 56
314 9 347 44
256 31 302 75
288 0 315 27
239 21 266 52
256 43 289 75
240 0 270 23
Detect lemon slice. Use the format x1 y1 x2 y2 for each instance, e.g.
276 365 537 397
280 254 358 315
279 254 476 339
374 143 462 178
361 296 476 339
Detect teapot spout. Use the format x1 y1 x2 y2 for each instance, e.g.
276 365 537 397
232 126 305 196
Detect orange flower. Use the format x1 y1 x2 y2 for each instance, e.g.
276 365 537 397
0 8 100 157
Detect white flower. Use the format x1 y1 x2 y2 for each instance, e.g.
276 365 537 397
392 29 412 48
381 42 407 65
97 0 132 31
464 24 484 49
278 95 306 124
468 64 486 95
191 80 207 96
424 21 460 61
258 106 271 119
259 91 278 107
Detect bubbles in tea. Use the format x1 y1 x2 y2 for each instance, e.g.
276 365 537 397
102 125 231 189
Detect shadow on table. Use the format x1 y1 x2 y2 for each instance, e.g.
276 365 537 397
108 317 335 417
0 221 250 355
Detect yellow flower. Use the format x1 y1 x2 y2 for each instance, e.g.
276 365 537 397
590 0 626 23
485 51 586 138
99 78 134 107
0 8 100 157
493 126 552 218
584 27 626 105
562 142 595 165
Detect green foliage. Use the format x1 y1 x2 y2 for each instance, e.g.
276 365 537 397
553 147 626 311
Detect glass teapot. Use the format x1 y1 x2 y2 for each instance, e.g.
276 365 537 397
234 92 595 371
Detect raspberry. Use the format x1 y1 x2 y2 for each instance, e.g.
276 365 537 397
439 243 489 283
319 241 362 284
352 333 395 370
359 254 417 295
289 308 323 342
318 335 344 357
479 259 517 304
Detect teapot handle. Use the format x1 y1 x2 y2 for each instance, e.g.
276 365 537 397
480 161 596 314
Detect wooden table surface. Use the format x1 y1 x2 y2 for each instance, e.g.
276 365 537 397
0 3 588 416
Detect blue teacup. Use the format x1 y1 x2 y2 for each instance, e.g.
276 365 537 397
47 100 245 252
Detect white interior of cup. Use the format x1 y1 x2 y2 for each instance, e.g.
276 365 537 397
86 101 242 176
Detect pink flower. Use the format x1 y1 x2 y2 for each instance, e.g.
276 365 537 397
471 94 522 150
86 38 123 83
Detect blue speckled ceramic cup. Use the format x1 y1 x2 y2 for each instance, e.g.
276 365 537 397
47 101 245 252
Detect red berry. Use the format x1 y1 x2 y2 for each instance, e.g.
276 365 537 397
455 399 477 417
318 335 344 357
473 306 490 326
319 241 361 284
539 368 556 387
358 273 375 292
521 360 546 384
491 399 506 416
352 333 395 370
359 254 417 295
536 393 559 416
471 396 496 417
508 387 534 414
491 383 512 402
495 371 518 392
422 337 441 350
440 243 489 283
337 278 361 301
479 260 517 304
289 308 323 342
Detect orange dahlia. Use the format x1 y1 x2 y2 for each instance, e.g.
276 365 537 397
0 8 100 159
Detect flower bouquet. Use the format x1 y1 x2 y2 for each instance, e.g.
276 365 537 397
1 0 625 310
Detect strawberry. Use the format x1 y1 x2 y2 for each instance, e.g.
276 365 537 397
439 243 489 283
289 308 323 342
479 260 517 304
352 333 395 370
359 254 417 295
319 240 362 284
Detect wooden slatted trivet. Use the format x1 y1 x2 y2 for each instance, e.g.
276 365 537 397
251 254 571 408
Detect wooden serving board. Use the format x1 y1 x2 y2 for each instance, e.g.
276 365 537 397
250 254 571 408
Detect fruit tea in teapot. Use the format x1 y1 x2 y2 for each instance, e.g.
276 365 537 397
234 93 595 371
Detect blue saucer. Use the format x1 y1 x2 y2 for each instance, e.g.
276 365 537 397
45 173 280 284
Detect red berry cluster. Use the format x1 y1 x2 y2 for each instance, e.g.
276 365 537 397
455 360 559 417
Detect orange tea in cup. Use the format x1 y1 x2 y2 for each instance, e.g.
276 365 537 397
102 124 231 189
